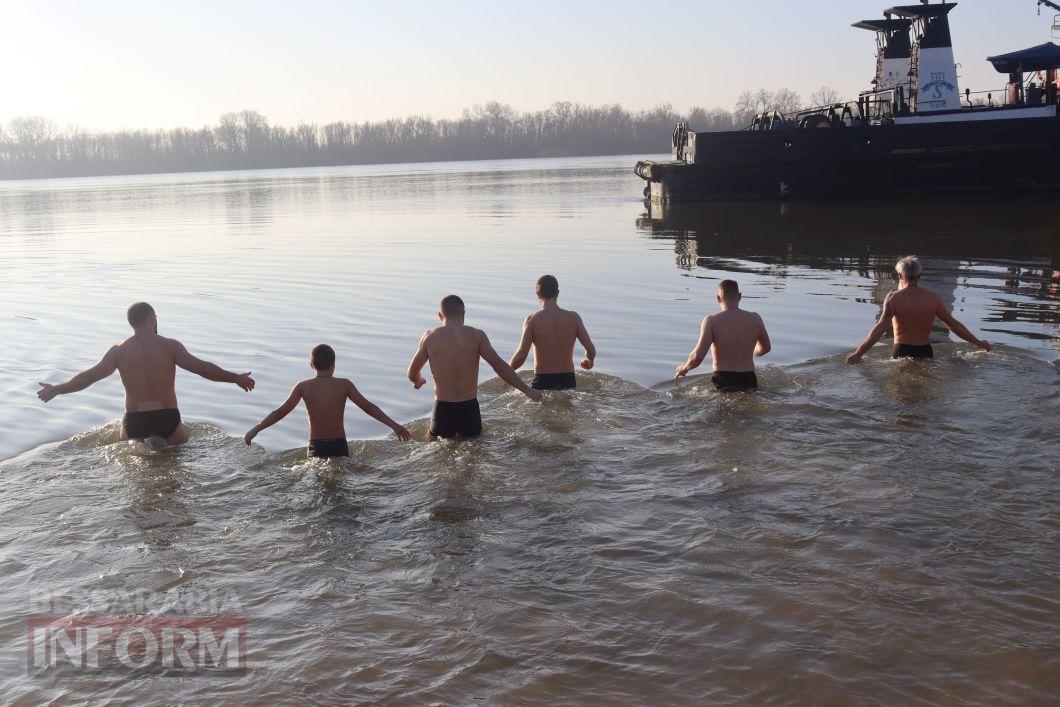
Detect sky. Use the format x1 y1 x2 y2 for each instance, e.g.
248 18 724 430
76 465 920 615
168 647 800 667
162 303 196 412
1 0 1055 131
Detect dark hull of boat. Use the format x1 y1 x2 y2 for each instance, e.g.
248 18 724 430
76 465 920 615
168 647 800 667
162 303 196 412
636 114 1060 201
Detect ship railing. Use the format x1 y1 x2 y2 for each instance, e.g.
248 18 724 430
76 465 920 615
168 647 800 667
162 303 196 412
856 86 908 124
789 101 865 129
748 111 788 131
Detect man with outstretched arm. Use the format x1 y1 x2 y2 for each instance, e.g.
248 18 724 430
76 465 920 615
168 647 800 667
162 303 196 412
675 279 771 392
509 274 596 391
408 294 541 440
846 256 991 364
36 302 255 446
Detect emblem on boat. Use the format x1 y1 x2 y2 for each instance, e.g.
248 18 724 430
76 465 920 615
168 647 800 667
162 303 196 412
920 72 957 100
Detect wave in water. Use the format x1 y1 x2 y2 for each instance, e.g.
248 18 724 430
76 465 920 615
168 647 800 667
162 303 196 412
1 346 1057 703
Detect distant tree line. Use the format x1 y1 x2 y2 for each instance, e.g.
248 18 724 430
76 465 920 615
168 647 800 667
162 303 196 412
0 88 837 179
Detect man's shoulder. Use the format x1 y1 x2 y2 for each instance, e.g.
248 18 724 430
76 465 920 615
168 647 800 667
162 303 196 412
155 335 183 350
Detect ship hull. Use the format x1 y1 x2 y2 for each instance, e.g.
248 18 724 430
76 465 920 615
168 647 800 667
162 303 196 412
636 112 1060 200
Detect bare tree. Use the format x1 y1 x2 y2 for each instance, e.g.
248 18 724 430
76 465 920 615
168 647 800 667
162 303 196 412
772 89 803 114
810 86 842 106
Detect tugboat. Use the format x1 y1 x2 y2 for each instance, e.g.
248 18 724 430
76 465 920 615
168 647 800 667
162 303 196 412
635 1 1060 200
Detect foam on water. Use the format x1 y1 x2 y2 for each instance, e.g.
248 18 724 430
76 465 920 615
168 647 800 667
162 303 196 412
1 346 1056 703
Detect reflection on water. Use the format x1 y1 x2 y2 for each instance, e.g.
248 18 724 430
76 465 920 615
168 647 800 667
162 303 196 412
637 198 1060 345
0 158 1057 702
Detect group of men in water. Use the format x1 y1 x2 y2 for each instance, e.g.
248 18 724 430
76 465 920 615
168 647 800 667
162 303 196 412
37 257 991 458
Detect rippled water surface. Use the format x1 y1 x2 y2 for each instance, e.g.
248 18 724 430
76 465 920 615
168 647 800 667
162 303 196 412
0 157 1057 703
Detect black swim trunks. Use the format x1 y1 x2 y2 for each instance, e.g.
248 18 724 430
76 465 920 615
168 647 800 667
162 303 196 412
308 438 350 458
531 372 576 391
430 399 482 439
711 371 758 392
892 343 934 359
122 408 181 440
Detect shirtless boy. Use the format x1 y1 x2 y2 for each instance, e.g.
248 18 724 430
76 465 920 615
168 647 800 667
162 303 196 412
407 295 541 440
36 302 254 445
509 275 596 390
675 280 772 392
244 344 411 458
846 256 991 363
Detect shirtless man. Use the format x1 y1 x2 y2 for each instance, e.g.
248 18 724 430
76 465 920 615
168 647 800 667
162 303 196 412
407 295 541 440
508 275 596 391
244 344 410 458
846 256 991 364
36 302 254 445
675 279 771 392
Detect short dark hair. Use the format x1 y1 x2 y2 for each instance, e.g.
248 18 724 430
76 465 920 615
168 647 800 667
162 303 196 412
536 274 559 299
127 302 155 328
311 344 335 370
440 295 465 318
718 280 740 299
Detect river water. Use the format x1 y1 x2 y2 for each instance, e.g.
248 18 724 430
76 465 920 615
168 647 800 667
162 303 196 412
0 156 1057 703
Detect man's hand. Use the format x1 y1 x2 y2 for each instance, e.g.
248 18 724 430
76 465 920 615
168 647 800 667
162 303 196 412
845 352 863 365
674 364 690 380
976 340 992 353
392 425 412 442
244 426 259 445
234 373 255 392
37 382 59 403
412 376 426 390
579 357 594 371
527 388 542 402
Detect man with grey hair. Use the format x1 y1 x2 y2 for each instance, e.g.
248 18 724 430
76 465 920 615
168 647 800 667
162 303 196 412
846 257 991 363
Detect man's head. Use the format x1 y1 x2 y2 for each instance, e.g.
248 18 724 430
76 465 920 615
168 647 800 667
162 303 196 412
536 275 559 301
439 294 465 323
311 344 336 373
895 256 923 284
717 279 741 306
127 302 156 332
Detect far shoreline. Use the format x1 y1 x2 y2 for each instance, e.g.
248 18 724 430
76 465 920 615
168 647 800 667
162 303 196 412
0 151 665 186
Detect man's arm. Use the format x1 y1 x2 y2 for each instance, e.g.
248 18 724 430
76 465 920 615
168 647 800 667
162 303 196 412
346 381 411 441
676 317 713 379
173 341 255 391
755 314 772 357
508 315 534 370
937 300 991 352
480 332 541 401
245 384 302 444
37 346 119 402
846 293 895 364
575 314 596 370
407 331 430 389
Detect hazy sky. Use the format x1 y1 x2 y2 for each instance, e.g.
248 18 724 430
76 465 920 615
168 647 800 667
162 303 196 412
1 0 1053 131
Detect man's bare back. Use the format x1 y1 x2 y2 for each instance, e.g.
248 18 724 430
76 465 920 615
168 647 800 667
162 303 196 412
422 324 488 402
523 307 582 373
111 334 182 412
887 286 944 346
700 309 768 373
